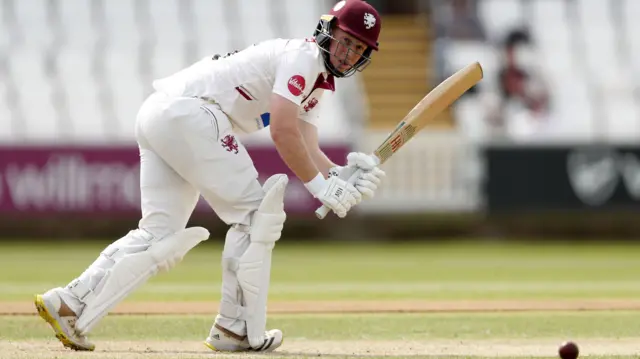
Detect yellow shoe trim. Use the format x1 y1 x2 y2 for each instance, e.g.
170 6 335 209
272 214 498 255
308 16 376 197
203 340 218 351
34 294 95 351
204 339 251 352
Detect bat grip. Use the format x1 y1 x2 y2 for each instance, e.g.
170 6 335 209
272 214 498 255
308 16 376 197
315 168 363 219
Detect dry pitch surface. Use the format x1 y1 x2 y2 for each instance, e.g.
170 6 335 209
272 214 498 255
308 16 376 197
4 338 640 358
3 299 640 358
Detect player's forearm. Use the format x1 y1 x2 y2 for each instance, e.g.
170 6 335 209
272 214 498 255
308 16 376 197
310 149 338 178
272 129 321 183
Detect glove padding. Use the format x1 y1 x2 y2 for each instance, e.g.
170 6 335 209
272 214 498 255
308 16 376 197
347 152 379 171
330 152 386 200
313 176 362 218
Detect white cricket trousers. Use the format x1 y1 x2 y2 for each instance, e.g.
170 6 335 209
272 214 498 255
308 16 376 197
135 91 265 237
53 92 262 334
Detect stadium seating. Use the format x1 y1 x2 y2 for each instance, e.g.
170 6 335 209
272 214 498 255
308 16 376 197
359 14 433 129
448 0 639 141
1 0 638 143
0 0 353 144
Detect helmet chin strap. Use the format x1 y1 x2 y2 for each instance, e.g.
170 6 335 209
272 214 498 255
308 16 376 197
320 45 373 78
321 50 353 78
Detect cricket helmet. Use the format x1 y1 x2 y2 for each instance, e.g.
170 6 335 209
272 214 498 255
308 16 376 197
314 0 382 78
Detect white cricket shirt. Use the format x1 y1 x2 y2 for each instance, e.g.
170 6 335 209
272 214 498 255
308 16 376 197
152 38 335 134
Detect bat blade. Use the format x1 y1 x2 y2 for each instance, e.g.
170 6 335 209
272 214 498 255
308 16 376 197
315 62 483 219
373 61 483 164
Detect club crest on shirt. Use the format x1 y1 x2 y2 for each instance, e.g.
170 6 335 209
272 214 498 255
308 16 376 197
221 134 239 154
288 75 306 96
304 98 318 112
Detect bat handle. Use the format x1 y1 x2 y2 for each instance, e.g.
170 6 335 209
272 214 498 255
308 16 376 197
315 205 332 219
315 168 363 219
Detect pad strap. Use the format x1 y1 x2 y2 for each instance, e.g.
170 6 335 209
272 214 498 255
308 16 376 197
219 300 248 320
68 280 97 308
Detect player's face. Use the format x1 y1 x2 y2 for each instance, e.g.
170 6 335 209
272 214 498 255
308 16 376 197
329 27 368 73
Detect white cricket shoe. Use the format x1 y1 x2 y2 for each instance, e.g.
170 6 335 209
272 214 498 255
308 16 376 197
204 323 283 352
34 288 95 351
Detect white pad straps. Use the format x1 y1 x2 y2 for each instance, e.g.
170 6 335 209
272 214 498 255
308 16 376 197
236 174 287 348
219 299 248 320
74 227 209 335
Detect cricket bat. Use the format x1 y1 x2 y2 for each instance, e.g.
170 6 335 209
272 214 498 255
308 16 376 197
315 61 484 219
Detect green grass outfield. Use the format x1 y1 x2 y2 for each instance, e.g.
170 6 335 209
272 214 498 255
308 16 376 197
2 240 640 302
1 240 639 358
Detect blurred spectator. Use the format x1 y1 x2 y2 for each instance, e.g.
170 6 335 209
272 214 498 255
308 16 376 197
430 0 487 91
485 28 553 140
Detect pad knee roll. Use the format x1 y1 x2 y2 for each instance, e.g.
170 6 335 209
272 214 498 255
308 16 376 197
250 211 285 245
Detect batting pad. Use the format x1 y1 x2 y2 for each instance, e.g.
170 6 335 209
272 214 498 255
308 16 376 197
73 227 209 335
237 174 287 348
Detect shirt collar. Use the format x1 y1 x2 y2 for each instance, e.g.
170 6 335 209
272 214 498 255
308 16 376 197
311 73 335 92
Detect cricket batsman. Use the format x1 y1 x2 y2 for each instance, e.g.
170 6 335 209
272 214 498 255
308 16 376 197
34 0 385 353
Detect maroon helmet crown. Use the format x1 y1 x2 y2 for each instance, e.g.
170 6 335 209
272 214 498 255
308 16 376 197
329 0 381 50
313 0 382 77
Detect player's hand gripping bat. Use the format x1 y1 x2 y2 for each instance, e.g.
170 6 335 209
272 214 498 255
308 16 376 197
315 61 484 219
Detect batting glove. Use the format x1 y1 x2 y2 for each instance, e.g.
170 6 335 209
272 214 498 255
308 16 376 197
304 174 362 218
330 152 386 200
